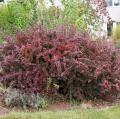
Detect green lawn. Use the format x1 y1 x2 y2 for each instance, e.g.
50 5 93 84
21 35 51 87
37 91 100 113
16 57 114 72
0 106 120 119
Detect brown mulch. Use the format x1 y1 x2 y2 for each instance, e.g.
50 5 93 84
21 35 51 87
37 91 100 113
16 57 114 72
0 94 10 116
0 106 10 116
0 97 10 116
46 102 73 111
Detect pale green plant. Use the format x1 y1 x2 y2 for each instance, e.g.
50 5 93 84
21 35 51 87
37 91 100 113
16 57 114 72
3 88 48 109
0 37 3 44
37 0 101 31
0 0 37 36
7 0 34 30
36 95 48 108
0 6 12 34
112 24 120 47
112 24 120 40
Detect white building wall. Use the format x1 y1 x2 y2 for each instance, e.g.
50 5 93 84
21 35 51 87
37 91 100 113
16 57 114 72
101 0 120 37
107 6 120 22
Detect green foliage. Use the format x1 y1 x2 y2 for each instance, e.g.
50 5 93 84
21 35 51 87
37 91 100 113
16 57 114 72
38 0 100 31
7 1 30 30
0 0 100 34
36 95 48 108
112 24 120 47
113 24 120 40
62 0 101 31
70 99 81 106
0 6 12 34
0 0 37 35
37 2 62 29
0 37 3 44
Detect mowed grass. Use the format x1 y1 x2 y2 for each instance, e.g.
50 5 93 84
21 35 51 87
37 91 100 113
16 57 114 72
1 106 120 119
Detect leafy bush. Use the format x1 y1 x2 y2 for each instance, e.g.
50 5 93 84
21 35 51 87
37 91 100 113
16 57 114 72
3 88 47 109
0 6 12 34
36 95 48 108
38 0 101 31
0 0 37 36
0 0 104 37
1 25 120 101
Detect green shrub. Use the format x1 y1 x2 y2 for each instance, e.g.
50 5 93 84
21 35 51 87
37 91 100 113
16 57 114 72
7 0 35 30
0 0 37 35
36 95 48 108
0 0 101 35
0 6 12 34
38 0 100 31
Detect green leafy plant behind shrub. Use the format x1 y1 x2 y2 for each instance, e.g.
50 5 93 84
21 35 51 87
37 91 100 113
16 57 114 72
38 0 101 31
0 0 102 36
113 24 120 40
0 37 3 44
0 0 37 36
7 0 35 30
62 0 100 30
36 95 48 108
112 24 120 47
0 6 12 34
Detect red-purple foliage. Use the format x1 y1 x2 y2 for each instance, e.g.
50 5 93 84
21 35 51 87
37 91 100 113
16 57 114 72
1 26 120 100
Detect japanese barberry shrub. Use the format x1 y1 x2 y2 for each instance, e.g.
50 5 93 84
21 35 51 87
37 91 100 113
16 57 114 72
0 26 120 101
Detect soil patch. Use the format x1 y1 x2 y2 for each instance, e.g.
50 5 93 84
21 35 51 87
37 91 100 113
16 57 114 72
0 106 10 116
